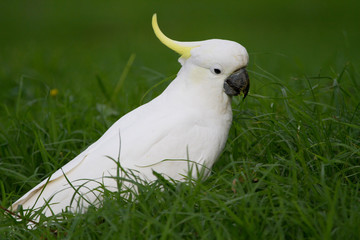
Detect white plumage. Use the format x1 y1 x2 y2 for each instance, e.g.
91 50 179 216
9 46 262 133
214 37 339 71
11 14 249 218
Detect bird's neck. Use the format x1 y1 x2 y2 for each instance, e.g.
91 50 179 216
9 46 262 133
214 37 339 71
161 67 232 116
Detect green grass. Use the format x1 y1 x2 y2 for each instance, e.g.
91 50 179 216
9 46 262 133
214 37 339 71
1 0 360 239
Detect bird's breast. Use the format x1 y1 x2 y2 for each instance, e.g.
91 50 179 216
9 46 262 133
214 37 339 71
116 104 233 181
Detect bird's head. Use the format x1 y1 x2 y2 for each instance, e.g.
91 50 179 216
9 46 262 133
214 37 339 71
152 14 250 98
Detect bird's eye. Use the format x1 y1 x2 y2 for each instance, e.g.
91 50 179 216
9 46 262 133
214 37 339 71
214 68 221 74
211 65 223 75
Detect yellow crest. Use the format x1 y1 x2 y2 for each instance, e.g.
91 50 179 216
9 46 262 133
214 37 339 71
152 14 193 59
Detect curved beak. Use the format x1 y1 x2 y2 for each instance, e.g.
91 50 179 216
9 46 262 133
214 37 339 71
223 68 250 99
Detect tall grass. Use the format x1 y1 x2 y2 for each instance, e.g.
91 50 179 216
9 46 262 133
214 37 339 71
1 56 359 238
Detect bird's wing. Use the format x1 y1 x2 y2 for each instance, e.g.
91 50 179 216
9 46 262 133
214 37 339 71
10 153 88 210
10 95 225 211
9 100 153 210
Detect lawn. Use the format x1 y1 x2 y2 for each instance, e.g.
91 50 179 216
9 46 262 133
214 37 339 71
1 0 360 239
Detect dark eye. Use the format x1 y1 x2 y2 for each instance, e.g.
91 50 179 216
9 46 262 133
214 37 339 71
214 68 221 74
211 64 223 75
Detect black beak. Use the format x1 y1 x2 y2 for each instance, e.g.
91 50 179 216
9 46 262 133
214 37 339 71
223 68 250 98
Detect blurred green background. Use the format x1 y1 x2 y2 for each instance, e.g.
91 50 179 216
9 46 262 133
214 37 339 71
1 0 359 147
1 0 359 92
1 0 359 150
0 0 360 146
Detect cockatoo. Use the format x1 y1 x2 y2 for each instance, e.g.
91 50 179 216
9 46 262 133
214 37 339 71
10 14 250 219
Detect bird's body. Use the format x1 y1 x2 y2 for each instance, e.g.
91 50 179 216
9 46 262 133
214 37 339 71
11 14 250 218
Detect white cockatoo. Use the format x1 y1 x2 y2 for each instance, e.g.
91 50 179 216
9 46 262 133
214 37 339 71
10 14 250 218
